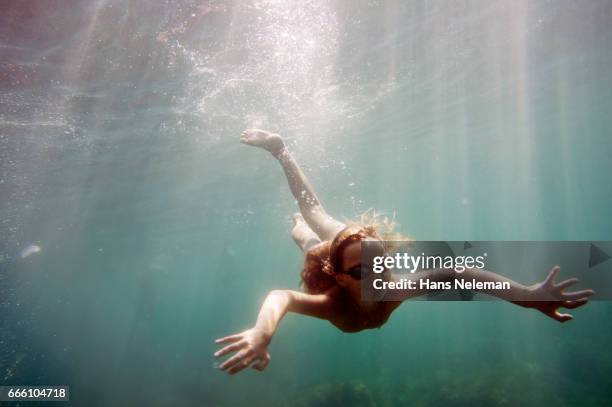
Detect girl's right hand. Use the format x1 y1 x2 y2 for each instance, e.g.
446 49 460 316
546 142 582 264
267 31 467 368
522 265 594 322
214 328 271 374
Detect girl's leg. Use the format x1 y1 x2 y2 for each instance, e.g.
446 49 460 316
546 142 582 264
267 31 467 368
291 213 321 252
240 129 345 241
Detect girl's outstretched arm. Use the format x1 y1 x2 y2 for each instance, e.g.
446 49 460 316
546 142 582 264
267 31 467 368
391 266 594 322
214 289 337 375
455 265 594 321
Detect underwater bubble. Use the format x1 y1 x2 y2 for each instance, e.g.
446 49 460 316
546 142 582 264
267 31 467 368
223 248 236 258
19 244 41 259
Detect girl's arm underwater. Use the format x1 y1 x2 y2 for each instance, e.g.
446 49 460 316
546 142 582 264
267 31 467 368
214 288 338 374
389 265 594 322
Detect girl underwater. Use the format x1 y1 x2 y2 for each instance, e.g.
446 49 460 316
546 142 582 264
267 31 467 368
214 129 594 375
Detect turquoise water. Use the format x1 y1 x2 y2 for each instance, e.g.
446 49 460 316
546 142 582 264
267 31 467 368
1 1 612 405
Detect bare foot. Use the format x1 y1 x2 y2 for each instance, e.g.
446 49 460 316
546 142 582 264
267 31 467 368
240 129 285 156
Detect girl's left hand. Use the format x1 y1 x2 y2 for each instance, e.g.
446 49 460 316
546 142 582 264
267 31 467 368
523 265 595 322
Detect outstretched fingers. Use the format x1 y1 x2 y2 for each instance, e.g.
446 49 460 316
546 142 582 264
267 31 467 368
562 289 595 301
555 278 578 290
549 296 591 323
554 310 574 323
563 298 590 309
228 354 257 375
544 265 561 286
215 333 243 344
214 340 246 358
219 349 254 372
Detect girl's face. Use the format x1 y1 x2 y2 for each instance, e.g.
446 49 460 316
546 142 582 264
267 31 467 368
334 240 362 290
340 240 362 276
335 238 382 290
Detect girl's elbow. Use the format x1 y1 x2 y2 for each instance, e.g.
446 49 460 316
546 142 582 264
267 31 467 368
268 289 294 304
269 289 289 298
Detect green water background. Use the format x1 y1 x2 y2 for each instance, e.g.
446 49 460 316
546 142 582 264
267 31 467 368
1 1 612 405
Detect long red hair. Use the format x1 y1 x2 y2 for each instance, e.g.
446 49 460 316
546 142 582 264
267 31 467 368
299 240 334 294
